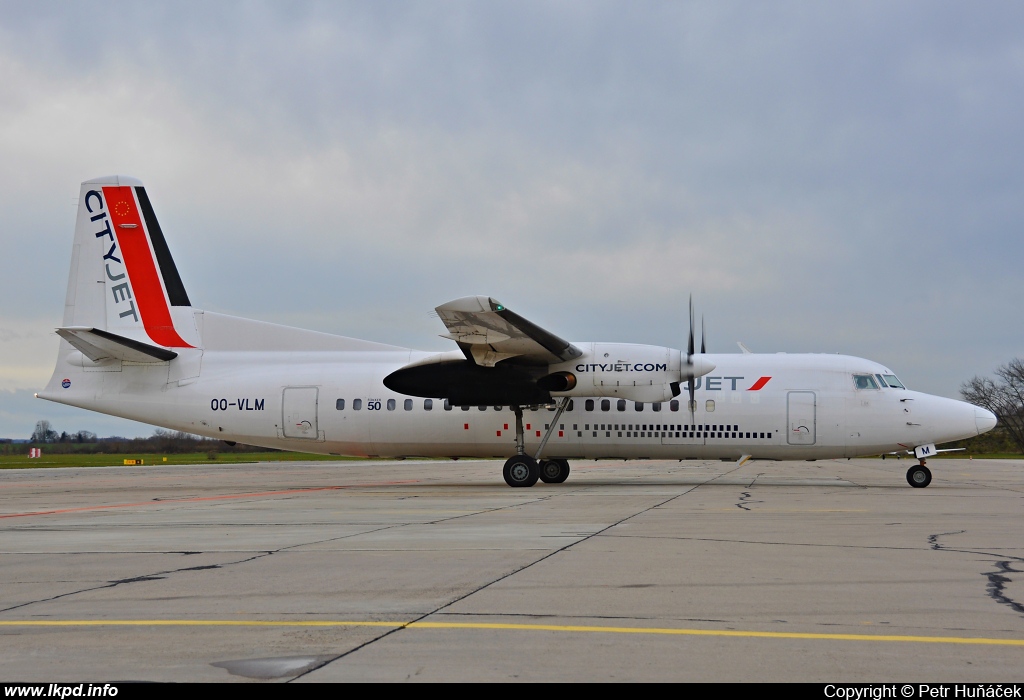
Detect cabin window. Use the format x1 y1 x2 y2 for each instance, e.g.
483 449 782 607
568 400 575 411
617 399 626 411
478 406 487 411
705 400 715 412
336 399 345 410
652 403 661 412
404 399 413 411
424 399 433 411
443 399 452 410
601 399 610 411
881 374 905 389
353 399 362 410
585 399 595 411
669 400 679 412
634 402 644 412
461 405 470 411
853 374 879 390
387 399 396 411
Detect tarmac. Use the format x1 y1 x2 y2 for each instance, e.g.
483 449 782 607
0 456 1022 682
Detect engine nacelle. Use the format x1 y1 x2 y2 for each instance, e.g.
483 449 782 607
548 342 715 403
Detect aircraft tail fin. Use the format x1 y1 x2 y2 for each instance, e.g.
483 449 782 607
64 176 200 349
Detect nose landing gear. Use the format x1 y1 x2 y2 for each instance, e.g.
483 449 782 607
906 460 932 488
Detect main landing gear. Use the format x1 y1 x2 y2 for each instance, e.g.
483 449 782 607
539 459 570 483
906 459 932 488
502 398 571 488
503 454 539 487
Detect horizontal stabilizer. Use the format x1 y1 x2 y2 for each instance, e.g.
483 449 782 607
56 326 178 363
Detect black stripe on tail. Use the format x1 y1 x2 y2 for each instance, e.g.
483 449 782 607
135 186 191 307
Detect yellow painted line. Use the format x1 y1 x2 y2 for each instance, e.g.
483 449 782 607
0 620 398 628
1 620 1023 646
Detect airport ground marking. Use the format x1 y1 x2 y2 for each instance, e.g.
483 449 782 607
0 480 419 520
1 620 1023 646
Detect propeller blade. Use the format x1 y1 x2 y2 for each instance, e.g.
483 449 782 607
687 296 695 359
701 316 706 354
687 296 695 420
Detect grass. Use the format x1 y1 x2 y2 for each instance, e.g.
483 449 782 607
0 452 364 469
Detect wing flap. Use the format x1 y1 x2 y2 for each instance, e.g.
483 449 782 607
435 296 581 366
57 326 178 363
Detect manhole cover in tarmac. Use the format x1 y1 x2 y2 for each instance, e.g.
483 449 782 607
212 655 332 679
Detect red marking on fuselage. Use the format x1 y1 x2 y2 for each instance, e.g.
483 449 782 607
748 376 772 391
102 186 192 348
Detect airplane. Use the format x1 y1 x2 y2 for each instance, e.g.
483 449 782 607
38 176 998 489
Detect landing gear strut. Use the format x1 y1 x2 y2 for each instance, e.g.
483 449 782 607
501 399 571 487
502 406 539 487
906 460 932 488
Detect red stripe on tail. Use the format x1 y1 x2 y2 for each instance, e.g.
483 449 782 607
103 186 193 348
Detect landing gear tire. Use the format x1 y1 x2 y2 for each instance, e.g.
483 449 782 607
538 459 570 484
907 465 932 488
503 455 539 487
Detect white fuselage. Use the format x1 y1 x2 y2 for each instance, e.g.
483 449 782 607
40 311 985 462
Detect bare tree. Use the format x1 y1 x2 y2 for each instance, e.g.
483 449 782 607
30 420 58 444
961 358 1024 454
74 430 97 443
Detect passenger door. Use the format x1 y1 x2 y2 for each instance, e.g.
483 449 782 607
282 386 319 439
787 391 816 445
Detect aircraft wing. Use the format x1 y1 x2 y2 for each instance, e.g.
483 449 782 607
435 296 582 367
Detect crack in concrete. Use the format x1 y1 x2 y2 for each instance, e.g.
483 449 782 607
985 561 1024 615
289 471 733 681
599 533 924 551
0 551 273 614
0 494 547 615
929 530 1024 618
735 490 764 511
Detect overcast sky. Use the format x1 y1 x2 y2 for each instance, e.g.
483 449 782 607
1 1 1022 439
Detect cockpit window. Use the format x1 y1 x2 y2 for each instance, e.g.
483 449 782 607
853 374 879 390
881 374 905 389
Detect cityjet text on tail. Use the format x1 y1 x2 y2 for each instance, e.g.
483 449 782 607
39 176 997 488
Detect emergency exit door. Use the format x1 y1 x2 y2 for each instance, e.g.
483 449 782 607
282 387 319 439
787 391 816 445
